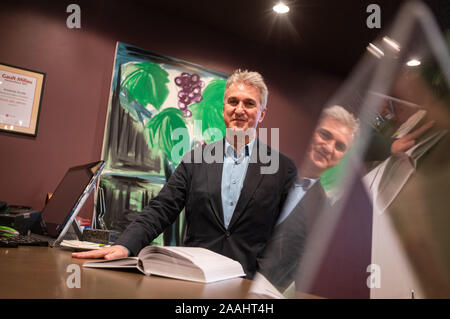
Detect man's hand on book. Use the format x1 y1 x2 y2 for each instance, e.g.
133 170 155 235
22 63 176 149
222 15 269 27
72 245 129 260
391 120 435 154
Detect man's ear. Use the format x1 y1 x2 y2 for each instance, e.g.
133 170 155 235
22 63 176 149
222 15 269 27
258 108 267 123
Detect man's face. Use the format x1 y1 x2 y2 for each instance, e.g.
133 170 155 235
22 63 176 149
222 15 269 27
223 82 266 132
305 117 354 175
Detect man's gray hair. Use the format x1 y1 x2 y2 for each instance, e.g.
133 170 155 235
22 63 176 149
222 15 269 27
225 69 268 110
321 105 360 137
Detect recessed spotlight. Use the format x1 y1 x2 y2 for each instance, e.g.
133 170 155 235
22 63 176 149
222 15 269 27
382 36 401 52
406 59 421 66
273 2 290 14
367 43 384 59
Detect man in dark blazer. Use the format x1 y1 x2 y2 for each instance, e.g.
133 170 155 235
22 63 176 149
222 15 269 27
73 69 297 278
257 105 359 291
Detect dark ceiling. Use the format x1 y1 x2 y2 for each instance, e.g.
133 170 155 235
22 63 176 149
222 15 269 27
151 0 450 77
5 0 449 77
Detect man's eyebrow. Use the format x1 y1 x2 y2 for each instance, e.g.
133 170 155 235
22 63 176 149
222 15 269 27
226 97 258 106
317 128 348 151
317 128 332 137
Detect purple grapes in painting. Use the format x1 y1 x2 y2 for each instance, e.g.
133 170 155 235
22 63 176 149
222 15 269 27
174 72 204 117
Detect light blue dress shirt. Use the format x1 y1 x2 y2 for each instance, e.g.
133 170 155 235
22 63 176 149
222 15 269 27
221 138 255 229
275 177 318 226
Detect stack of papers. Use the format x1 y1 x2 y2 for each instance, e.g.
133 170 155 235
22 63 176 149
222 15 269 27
60 240 111 251
394 110 426 138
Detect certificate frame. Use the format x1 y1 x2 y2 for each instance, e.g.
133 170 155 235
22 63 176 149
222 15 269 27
0 63 45 136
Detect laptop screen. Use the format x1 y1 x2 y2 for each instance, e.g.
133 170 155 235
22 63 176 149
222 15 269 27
41 161 105 238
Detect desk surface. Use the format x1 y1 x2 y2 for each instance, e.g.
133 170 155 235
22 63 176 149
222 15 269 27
0 246 251 299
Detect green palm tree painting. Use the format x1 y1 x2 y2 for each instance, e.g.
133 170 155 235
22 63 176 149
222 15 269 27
121 62 170 112
190 79 227 143
101 42 228 246
145 107 188 167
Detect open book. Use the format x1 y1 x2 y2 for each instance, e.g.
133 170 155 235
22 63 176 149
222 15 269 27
82 245 246 283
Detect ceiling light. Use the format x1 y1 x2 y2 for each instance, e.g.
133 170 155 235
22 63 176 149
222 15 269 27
367 43 384 59
406 59 421 66
273 2 290 14
382 36 401 52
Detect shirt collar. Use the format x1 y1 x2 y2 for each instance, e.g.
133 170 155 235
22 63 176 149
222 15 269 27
224 137 255 159
295 177 319 190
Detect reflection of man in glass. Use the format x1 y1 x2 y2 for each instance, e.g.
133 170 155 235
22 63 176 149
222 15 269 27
301 107 357 179
365 58 450 298
258 105 359 292
365 95 435 167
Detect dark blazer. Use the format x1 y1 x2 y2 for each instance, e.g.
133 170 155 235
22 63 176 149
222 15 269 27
115 138 297 278
258 180 329 290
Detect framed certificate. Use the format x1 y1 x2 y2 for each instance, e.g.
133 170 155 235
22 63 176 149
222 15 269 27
0 63 45 136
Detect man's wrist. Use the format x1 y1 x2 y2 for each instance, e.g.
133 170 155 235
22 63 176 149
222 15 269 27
116 244 130 256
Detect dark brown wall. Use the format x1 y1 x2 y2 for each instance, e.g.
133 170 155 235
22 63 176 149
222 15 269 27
0 0 342 215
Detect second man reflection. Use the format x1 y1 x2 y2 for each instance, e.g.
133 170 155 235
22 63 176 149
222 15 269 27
258 105 359 292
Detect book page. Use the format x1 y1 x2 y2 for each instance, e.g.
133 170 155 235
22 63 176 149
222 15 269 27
142 259 206 282
156 247 246 283
407 130 447 165
394 109 426 138
138 246 245 283
82 257 139 269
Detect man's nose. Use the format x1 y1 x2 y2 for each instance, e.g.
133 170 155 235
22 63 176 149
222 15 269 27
235 102 245 114
322 140 334 153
